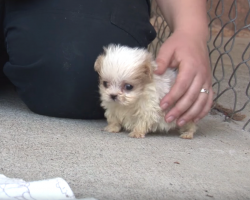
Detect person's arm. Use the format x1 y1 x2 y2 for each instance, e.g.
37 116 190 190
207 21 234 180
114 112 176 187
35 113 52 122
154 0 213 126
155 0 208 42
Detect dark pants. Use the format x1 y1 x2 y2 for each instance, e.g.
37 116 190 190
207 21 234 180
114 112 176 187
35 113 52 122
0 0 156 119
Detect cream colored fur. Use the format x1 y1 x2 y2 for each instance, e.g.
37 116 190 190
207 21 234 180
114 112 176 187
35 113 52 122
94 44 197 139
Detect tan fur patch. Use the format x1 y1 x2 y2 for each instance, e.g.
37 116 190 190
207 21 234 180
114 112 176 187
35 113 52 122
94 54 104 74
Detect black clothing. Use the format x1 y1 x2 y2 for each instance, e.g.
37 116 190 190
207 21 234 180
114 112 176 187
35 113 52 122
0 0 156 118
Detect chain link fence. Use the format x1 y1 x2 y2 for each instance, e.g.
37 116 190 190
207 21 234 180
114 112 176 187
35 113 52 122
149 0 250 131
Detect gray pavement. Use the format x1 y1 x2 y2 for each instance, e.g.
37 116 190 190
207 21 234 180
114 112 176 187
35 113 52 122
0 84 250 200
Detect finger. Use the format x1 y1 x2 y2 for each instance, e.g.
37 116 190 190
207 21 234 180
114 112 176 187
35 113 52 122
194 86 214 122
154 45 174 75
164 75 204 123
176 85 211 126
160 63 196 110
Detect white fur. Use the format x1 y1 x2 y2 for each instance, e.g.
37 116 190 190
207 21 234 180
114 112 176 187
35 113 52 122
95 44 197 138
100 45 151 82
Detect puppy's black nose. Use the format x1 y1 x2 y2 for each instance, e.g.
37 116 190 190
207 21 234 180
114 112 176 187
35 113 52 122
110 94 117 100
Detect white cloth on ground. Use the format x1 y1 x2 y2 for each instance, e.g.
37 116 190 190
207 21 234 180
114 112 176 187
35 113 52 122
0 174 97 200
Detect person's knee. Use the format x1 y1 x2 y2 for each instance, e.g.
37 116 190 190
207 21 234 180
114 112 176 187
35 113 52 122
3 0 155 118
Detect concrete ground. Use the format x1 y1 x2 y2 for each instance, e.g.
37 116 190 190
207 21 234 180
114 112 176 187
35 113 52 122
0 83 250 200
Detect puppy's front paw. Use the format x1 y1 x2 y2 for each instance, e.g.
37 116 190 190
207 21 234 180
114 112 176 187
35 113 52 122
128 131 146 138
180 132 194 139
104 124 121 133
179 123 197 139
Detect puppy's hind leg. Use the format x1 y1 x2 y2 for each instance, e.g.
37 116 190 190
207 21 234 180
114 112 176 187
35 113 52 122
179 122 197 139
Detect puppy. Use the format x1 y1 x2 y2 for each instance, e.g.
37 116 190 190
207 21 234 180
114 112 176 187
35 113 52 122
94 44 197 139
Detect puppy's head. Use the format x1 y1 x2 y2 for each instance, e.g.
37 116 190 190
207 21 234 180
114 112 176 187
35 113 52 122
94 44 156 106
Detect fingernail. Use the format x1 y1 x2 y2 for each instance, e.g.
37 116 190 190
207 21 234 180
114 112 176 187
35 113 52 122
161 103 168 110
178 120 186 127
166 116 175 123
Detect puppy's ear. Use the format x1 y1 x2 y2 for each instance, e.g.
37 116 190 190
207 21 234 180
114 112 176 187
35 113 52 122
94 47 108 73
142 59 154 81
94 54 104 74
103 46 108 53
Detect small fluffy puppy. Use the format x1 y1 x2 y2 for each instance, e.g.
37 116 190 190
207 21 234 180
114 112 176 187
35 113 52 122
94 44 197 139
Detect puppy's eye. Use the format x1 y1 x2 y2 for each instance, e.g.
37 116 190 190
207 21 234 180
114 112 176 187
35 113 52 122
124 84 133 91
103 81 108 88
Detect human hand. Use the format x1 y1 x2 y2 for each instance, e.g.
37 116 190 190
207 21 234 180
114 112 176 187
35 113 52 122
154 30 213 127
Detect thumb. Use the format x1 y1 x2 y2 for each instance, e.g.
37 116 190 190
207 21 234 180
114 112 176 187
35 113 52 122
154 45 174 75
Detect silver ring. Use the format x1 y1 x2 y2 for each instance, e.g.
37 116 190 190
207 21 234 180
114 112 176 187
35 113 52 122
200 88 209 94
